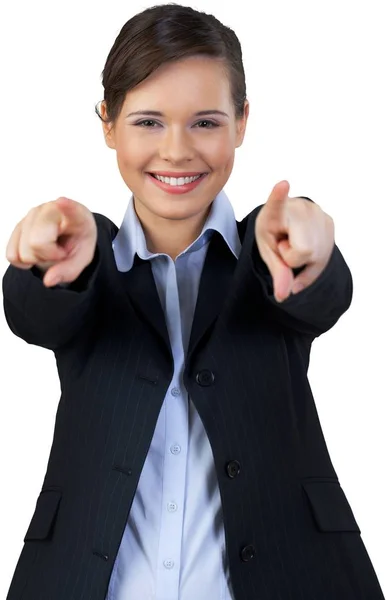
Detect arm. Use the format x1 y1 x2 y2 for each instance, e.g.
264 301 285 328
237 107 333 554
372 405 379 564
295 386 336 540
250 197 353 338
2 213 114 351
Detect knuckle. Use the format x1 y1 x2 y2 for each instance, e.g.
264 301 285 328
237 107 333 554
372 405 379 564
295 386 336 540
296 243 312 258
6 250 18 263
25 206 37 218
41 201 58 214
19 249 35 264
36 200 56 215
327 213 335 233
28 235 44 252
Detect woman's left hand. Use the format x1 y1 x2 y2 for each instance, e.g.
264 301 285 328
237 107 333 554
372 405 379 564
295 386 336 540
255 180 335 303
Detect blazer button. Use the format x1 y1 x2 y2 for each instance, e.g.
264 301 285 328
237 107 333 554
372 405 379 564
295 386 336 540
196 369 215 386
240 544 256 562
226 460 241 478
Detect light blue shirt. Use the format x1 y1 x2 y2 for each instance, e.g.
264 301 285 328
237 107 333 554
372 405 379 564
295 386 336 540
105 189 241 600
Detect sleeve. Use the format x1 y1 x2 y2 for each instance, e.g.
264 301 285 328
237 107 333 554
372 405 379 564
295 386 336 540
250 197 353 338
2 213 112 351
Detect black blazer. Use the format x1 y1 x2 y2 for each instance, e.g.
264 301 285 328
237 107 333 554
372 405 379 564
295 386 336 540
3 201 385 600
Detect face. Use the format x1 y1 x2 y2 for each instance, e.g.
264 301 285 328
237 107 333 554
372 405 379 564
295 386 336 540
101 55 249 229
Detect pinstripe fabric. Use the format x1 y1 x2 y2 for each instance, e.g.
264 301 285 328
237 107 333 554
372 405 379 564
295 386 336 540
106 190 239 600
3 197 385 600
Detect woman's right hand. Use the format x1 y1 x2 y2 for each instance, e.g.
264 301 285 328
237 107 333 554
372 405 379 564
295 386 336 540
5 197 97 287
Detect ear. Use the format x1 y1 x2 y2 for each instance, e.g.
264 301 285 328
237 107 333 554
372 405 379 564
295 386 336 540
100 101 116 149
235 99 249 148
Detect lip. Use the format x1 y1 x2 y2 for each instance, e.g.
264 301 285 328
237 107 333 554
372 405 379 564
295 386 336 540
146 172 208 194
148 171 208 177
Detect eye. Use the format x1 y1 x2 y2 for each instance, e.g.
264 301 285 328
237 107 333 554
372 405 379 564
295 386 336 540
134 119 219 129
135 119 159 128
195 120 218 128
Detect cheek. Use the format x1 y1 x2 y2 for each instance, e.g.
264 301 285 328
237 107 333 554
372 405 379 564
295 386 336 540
115 131 235 173
116 137 147 170
206 136 235 167
211 148 235 176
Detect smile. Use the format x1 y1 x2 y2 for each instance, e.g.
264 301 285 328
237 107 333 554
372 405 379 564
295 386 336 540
153 173 203 185
146 172 208 194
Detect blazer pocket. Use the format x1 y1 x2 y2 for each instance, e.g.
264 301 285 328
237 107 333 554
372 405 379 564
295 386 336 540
301 479 361 533
24 488 62 542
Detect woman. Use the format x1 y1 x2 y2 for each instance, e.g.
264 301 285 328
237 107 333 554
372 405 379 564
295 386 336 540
3 3 385 600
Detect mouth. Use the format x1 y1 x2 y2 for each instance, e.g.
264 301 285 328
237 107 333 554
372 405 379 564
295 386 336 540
148 172 207 179
146 172 209 194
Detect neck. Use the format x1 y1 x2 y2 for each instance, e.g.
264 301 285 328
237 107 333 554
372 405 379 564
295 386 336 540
134 199 212 260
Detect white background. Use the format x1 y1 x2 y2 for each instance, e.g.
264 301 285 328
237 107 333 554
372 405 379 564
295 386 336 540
0 0 385 596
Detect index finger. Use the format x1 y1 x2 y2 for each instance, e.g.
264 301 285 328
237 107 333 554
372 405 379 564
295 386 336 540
53 197 89 234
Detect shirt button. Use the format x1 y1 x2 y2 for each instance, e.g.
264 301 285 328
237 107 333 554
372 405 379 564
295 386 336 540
171 387 181 397
170 444 181 455
167 502 178 512
163 559 174 569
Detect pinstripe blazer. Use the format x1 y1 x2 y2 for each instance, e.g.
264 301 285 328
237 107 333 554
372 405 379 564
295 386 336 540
3 201 385 600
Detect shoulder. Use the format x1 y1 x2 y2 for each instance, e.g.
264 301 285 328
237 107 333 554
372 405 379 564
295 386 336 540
236 203 264 243
92 212 119 241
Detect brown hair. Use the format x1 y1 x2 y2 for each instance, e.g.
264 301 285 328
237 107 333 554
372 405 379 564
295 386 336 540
95 3 247 128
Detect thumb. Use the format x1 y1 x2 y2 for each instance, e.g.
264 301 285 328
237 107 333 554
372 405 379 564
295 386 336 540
42 242 95 287
263 243 294 302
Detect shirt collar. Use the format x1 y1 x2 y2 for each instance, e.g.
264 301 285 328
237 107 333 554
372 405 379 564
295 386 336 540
112 188 241 272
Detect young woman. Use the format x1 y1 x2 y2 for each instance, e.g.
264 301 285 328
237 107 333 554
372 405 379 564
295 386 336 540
3 3 385 600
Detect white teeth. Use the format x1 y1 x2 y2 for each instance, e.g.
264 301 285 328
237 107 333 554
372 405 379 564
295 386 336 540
153 174 203 186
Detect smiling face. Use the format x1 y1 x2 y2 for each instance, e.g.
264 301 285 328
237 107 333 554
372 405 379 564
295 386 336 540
100 55 249 245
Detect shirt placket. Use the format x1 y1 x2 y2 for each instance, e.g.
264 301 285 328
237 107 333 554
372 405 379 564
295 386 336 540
156 259 188 600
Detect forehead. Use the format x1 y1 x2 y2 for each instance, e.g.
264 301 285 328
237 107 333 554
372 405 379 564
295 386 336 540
122 56 232 112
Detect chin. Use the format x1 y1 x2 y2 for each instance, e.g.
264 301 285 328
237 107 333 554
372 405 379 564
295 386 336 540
153 205 202 219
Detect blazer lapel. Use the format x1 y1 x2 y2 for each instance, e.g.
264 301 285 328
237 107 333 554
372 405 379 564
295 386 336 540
116 218 250 363
118 254 173 360
187 231 238 361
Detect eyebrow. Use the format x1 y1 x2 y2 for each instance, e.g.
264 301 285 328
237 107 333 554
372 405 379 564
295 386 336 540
125 110 229 118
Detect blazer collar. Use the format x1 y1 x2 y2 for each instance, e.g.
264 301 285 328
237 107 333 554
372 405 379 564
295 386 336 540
112 192 257 365
112 188 242 271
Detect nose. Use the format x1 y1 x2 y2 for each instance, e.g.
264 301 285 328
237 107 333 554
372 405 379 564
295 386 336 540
158 126 195 163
